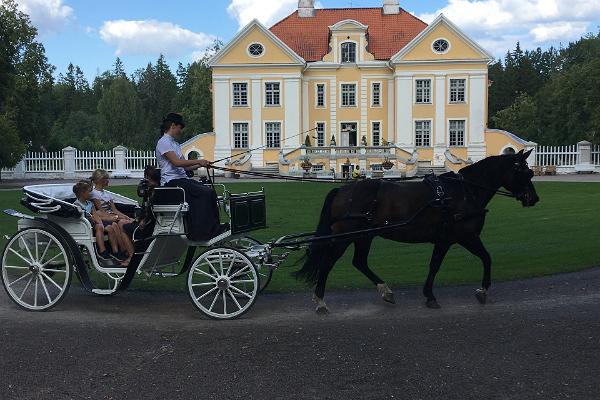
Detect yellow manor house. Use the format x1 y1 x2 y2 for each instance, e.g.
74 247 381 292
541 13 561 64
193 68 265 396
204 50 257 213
183 0 535 178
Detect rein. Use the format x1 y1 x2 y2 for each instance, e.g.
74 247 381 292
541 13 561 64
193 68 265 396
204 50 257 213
453 173 516 198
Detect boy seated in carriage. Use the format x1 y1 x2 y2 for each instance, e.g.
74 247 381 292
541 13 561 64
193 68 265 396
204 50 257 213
122 165 161 240
72 180 124 263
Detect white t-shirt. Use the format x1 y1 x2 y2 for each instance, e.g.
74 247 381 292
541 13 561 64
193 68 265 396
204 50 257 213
91 189 113 212
156 134 188 186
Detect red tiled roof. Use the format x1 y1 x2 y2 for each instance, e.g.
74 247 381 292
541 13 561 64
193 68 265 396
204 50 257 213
270 8 428 62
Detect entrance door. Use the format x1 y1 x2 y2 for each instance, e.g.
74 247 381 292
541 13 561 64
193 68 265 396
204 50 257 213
340 123 357 147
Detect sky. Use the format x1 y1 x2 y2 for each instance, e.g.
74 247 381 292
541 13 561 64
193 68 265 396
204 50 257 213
14 0 600 82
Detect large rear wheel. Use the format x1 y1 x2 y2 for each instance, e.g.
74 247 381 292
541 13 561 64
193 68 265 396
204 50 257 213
187 247 258 320
1 228 72 311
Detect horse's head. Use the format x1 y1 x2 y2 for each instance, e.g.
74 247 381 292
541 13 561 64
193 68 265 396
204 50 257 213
502 149 539 207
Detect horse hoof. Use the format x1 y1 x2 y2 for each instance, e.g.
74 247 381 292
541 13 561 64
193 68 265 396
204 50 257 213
475 290 487 304
383 292 396 304
315 305 329 315
426 299 441 309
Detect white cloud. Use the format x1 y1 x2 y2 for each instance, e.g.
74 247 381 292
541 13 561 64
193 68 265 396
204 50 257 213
99 20 216 57
16 0 74 36
418 0 600 57
227 0 323 29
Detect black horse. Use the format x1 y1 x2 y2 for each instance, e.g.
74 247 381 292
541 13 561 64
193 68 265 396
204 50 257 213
294 150 539 313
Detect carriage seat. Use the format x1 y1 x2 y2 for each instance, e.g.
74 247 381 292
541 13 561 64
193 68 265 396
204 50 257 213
151 187 188 235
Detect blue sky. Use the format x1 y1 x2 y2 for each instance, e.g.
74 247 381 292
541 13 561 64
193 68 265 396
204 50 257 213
16 0 600 82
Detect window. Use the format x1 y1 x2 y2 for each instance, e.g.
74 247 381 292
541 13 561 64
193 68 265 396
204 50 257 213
248 43 264 57
233 123 249 149
415 79 431 103
415 120 431 147
449 120 465 146
265 122 281 148
316 122 325 147
449 79 466 103
265 82 280 106
341 42 356 63
341 84 356 107
232 83 248 107
316 84 325 107
432 39 450 54
371 82 381 107
372 122 381 146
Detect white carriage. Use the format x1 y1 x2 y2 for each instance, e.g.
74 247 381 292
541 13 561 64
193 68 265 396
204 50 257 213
1 181 286 319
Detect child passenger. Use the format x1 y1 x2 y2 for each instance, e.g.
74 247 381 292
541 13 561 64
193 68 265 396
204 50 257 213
73 180 121 262
90 169 134 266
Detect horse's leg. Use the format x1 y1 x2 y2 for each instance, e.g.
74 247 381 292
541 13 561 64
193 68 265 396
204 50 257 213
352 239 395 304
423 242 450 309
313 242 350 314
459 236 492 304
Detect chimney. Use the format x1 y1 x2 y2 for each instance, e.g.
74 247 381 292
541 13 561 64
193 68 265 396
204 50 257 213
298 0 315 18
383 0 400 15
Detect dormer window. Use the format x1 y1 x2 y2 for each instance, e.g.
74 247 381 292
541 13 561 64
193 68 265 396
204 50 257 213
341 42 356 63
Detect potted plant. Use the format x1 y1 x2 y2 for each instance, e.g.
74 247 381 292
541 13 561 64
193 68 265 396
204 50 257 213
361 135 367 146
300 157 312 171
330 135 336 147
382 157 394 170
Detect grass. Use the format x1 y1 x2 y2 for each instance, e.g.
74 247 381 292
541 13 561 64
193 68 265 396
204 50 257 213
0 181 599 293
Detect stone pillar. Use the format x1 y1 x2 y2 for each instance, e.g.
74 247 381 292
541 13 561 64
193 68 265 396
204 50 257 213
525 142 537 166
213 78 231 166
63 146 76 179
433 75 446 167
251 79 263 167
467 74 487 162
113 145 127 171
578 140 592 165
12 158 26 179
395 76 413 150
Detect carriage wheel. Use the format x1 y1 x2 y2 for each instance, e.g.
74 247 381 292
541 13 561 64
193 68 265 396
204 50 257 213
225 236 273 293
1 228 72 311
187 247 258 320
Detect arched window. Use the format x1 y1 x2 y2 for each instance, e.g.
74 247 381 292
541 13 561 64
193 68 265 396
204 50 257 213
341 42 356 63
502 147 516 155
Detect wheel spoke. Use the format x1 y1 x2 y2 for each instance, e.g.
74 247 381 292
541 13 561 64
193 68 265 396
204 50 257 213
8 271 33 287
41 268 67 274
40 271 63 291
39 239 52 264
230 279 255 284
193 268 217 280
229 265 250 279
229 285 252 299
4 265 30 270
196 286 218 301
8 248 32 265
19 275 33 300
34 277 38 307
41 252 64 268
191 282 216 287
218 251 224 275
39 275 52 304
222 290 227 315
19 236 35 264
228 254 238 273
205 259 220 277
34 232 39 261
208 290 220 312
227 289 242 310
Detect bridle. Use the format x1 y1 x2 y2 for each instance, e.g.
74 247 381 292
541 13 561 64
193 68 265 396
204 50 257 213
456 161 534 200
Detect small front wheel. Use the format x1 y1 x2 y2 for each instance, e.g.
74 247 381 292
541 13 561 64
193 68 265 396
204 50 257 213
1 228 72 311
187 247 258 319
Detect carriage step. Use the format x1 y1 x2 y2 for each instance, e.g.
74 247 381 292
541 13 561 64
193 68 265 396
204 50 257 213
92 289 116 295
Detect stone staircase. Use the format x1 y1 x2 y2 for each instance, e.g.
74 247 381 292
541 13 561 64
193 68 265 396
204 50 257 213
251 164 280 175
416 165 447 176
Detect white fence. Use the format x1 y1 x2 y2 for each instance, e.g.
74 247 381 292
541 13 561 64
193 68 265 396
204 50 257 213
592 145 600 166
1 146 156 180
534 141 599 173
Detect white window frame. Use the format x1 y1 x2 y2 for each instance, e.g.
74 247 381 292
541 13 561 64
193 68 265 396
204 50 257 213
448 119 467 147
371 121 382 146
264 81 282 107
340 41 358 64
231 81 249 108
431 37 451 55
231 121 250 149
371 81 382 108
448 77 468 104
414 78 432 104
339 82 358 108
264 121 282 149
339 121 359 147
247 42 266 58
414 119 433 148
315 83 327 108
315 121 326 147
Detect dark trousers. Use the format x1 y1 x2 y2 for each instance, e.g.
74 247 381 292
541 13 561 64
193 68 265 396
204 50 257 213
166 178 220 241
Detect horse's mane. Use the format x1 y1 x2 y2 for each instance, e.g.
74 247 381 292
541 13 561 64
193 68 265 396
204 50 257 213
459 154 514 176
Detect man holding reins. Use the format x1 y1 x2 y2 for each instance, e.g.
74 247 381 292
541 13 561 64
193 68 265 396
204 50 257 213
156 112 227 241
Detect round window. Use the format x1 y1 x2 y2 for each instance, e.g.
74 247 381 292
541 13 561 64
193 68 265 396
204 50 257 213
248 43 264 57
432 39 450 54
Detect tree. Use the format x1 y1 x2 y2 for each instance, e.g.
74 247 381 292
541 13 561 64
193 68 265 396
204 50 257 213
492 93 540 141
0 114 26 179
97 78 145 148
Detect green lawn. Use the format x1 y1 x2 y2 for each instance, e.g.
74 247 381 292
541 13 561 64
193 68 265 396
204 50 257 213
0 181 598 293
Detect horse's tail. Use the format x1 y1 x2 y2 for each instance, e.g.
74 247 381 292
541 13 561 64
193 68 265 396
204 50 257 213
293 187 339 284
